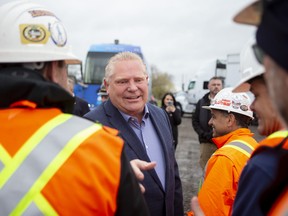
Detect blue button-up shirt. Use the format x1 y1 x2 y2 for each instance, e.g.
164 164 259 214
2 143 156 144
120 105 166 189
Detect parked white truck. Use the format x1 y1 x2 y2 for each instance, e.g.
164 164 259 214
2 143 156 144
182 54 241 113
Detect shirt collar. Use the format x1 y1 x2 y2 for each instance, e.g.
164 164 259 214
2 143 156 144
120 104 150 123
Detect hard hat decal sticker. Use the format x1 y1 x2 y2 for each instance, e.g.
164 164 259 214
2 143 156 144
232 100 241 109
215 99 231 106
20 24 50 44
49 22 67 47
240 105 248 111
232 95 242 109
29 10 56 18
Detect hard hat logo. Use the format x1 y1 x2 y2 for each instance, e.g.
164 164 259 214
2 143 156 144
50 21 67 47
20 24 49 44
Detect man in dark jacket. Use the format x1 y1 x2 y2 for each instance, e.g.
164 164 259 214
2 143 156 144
192 76 223 171
84 52 184 216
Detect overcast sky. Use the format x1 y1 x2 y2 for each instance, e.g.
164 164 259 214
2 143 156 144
42 0 256 89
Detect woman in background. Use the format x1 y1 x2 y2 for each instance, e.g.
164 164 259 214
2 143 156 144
161 92 182 149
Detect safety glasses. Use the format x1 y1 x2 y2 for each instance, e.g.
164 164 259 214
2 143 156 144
252 44 265 64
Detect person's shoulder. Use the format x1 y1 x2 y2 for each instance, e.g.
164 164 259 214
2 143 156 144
195 93 209 105
148 103 170 122
202 92 210 100
204 153 233 176
68 113 103 131
215 138 256 163
248 150 279 172
75 96 88 104
71 115 124 160
148 102 166 114
70 114 121 141
83 103 105 120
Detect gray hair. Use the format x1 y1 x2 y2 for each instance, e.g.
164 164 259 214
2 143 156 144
209 76 224 85
104 52 147 82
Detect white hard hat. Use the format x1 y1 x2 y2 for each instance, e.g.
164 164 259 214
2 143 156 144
233 36 265 92
0 0 78 63
203 87 254 119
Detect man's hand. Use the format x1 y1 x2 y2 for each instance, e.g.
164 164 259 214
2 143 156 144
130 159 156 193
191 196 205 216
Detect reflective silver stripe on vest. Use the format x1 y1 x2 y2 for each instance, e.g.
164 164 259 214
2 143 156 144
22 201 41 216
0 115 95 215
0 161 3 173
226 141 254 155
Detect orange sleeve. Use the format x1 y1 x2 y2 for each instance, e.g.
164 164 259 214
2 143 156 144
198 155 239 216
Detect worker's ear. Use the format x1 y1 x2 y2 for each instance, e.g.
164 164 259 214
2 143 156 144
227 113 235 127
43 61 67 88
104 79 109 92
43 61 58 82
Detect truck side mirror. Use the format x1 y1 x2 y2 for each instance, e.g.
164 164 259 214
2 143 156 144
203 81 209 89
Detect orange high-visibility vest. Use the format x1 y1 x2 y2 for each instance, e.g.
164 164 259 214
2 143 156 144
254 131 288 216
198 128 258 216
252 130 288 155
0 107 123 215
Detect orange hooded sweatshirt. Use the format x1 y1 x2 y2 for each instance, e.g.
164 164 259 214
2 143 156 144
198 128 258 216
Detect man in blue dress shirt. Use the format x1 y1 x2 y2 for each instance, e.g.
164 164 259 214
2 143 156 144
84 51 184 216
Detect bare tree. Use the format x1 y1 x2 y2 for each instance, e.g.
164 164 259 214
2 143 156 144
150 65 175 100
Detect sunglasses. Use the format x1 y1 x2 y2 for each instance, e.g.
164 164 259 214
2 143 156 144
252 44 265 64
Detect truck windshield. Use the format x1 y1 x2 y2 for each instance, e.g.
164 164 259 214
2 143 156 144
188 81 196 90
84 52 116 84
84 51 144 84
67 64 82 82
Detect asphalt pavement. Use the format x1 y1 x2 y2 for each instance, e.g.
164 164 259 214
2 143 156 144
174 114 265 213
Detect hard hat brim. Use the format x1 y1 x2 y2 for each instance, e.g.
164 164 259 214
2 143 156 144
0 52 80 63
202 105 254 119
233 1 262 26
98 92 108 96
233 66 264 93
202 105 228 112
202 105 211 110
65 59 82 65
